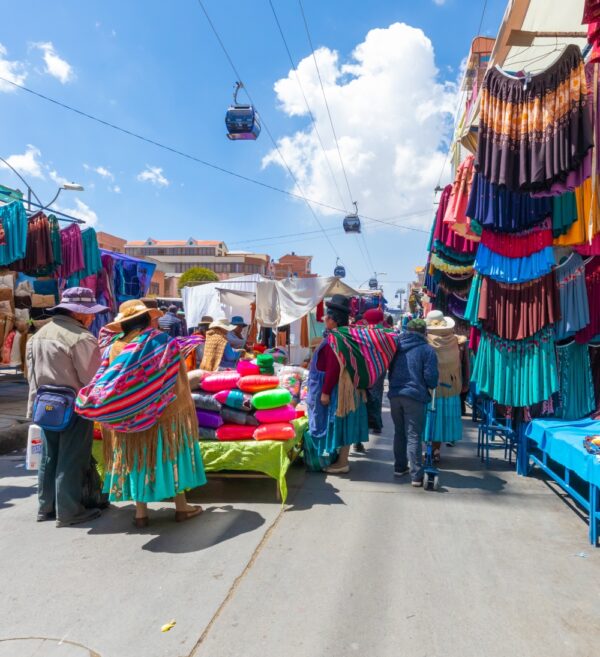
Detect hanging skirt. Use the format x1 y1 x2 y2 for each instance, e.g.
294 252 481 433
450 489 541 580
474 244 555 283
475 44 593 192
103 427 207 503
479 220 553 258
555 341 596 420
425 395 462 443
554 252 590 340
471 327 559 407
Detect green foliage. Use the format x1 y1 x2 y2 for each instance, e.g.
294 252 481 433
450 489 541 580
177 267 219 291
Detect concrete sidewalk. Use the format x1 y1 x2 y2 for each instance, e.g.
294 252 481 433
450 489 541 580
1 403 600 657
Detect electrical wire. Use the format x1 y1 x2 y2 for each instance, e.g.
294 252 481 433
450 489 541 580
0 73 430 239
296 0 377 277
196 0 346 270
298 0 353 207
268 0 347 212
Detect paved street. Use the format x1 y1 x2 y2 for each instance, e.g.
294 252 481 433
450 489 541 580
1 402 600 657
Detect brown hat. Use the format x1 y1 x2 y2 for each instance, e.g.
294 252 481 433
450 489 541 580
105 299 162 332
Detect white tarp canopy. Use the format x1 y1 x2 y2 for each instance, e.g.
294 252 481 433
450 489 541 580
181 274 265 328
256 276 359 328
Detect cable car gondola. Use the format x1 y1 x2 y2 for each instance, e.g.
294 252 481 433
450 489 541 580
343 201 361 233
333 258 346 278
368 277 378 290
225 82 261 141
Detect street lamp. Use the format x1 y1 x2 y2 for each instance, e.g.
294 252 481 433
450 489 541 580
0 155 84 211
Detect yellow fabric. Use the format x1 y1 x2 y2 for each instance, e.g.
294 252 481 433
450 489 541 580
427 330 466 398
554 177 600 246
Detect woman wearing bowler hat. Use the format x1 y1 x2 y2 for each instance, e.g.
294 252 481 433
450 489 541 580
305 295 368 474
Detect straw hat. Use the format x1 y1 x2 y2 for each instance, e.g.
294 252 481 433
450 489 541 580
425 310 455 331
106 299 162 332
209 317 235 332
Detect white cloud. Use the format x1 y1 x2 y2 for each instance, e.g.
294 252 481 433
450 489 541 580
0 145 45 179
432 0 447 5
111 185 121 193
94 165 114 180
136 165 169 188
0 43 27 92
56 198 98 227
48 169 69 186
32 42 74 84
263 22 457 230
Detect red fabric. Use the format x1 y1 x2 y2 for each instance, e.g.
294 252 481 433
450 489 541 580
216 424 255 441
253 422 296 441
316 300 325 323
316 342 340 395
363 308 384 325
433 184 479 254
480 223 554 257
583 1 600 24
469 326 480 353
575 233 600 255
237 375 280 393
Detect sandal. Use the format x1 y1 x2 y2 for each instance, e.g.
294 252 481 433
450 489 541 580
175 506 204 523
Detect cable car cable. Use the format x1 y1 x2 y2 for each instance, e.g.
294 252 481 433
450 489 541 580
268 0 348 212
0 72 431 236
197 0 345 265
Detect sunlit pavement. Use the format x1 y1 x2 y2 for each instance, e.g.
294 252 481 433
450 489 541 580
1 401 599 657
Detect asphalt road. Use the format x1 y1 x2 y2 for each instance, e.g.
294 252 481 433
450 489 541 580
1 405 599 657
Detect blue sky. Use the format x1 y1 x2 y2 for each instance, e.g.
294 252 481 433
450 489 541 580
0 0 506 299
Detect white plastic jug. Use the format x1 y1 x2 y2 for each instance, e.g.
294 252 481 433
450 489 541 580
26 424 44 471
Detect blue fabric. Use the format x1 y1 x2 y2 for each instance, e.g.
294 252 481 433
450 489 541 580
464 273 482 327
306 339 368 460
466 172 552 233
102 429 207 503
158 311 182 338
554 252 590 340
526 419 600 486
388 332 438 403
474 243 555 283
424 395 463 442
0 201 27 266
33 279 59 303
220 342 241 370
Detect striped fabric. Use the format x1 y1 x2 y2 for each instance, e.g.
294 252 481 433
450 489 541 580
75 329 181 432
327 327 397 390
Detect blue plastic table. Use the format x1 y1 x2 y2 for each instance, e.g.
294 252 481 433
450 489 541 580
518 419 600 546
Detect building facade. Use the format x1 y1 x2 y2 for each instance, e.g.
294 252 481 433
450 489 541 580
96 231 127 253
124 238 270 280
271 252 315 279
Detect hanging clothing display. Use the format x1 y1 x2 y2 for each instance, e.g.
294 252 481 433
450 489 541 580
432 184 479 255
467 173 553 233
474 244 555 283
430 253 473 275
589 343 600 415
0 201 27 266
59 224 85 278
67 227 103 285
575 256 600 343
11 212 54 274
552 192 578 237
443 155 479 240
555 341 596 420
475 45 593 192
479 219 553 258
554 252 590 340
469 271 560 341
471 327 559 407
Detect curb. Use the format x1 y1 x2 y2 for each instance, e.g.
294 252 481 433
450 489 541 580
0 422 30 455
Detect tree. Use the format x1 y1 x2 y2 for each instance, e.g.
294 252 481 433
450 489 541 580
177 267 219 292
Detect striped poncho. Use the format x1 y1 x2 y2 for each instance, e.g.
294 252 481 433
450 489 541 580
327 326 397 390
75 328 181 432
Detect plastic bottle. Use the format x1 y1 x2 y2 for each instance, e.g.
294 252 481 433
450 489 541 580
26 424 44 470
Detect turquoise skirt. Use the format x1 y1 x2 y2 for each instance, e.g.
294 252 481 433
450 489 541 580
319 385 368 456
555 341 595 420
103 429 207 503
425 395 462 443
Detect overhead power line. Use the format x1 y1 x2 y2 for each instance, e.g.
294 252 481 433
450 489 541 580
268 0 347 212
196 0 345 267
0 74 430 236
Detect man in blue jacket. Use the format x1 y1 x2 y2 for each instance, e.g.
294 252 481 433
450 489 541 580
388 319 439 486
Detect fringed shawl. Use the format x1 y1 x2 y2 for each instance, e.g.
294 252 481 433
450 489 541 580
427 329 465 398
75 328 181 432
200 329 228 372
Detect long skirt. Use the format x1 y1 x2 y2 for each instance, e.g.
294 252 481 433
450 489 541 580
103 429 207 503
424 395 462 443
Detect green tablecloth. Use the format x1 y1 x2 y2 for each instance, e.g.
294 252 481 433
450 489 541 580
200 417 306 503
